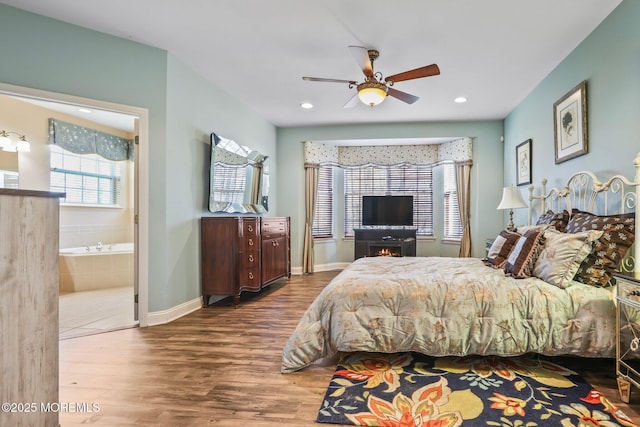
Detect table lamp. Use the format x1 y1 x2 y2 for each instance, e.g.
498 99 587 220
497 186 527 231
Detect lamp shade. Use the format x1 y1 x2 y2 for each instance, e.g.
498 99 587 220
2 141 17 152
497 186 527 210
357 81 387 106
16 137 31 152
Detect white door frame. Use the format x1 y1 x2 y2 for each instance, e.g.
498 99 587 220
0 82 150 327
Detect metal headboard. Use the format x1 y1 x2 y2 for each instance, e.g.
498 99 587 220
527 153 640 274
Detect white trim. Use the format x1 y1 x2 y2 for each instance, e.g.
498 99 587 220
0 82 150 328
147 297 203 327
294 262 350 275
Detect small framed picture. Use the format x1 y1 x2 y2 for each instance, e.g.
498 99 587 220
516 139 532 186
554 81 588 164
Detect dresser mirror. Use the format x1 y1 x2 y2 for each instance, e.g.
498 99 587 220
208 132 269 213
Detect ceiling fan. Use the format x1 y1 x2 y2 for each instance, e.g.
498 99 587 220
303 46 440 108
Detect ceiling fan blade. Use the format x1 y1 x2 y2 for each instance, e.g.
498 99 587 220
348 46 374 78
387 87 419 104
303 76 357 84
343 93 360 108
385 64 440 83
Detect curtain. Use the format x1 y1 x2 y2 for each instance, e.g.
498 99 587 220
456 161 472 257
303 164 319 273
49 118 134 161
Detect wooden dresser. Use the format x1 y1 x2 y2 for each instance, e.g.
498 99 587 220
201 216 290 307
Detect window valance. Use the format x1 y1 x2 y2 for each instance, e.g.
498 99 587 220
48 118 134 161
304 137 472 167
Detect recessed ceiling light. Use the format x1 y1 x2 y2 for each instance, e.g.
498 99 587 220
454 97 468 103
78 107 92 113
300 102 313 109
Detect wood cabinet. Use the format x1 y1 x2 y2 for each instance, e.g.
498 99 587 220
0 189 63 427
201 216 290 307
261 217 290 284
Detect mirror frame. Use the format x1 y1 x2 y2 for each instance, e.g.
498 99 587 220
208 132 268 214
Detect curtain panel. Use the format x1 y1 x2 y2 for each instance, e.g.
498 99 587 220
49 118 134 161
455 161 473 257
303 164 320 274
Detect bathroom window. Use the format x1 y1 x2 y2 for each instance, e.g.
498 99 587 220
50 146 121 206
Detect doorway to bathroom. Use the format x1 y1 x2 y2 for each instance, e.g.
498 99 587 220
0 84 149 339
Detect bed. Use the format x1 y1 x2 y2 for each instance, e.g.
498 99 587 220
281 164 640 374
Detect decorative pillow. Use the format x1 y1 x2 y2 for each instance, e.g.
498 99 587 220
533 228 603 289
565 209 635 287
536 209 570 232
485 230 521 268
505 229 546 278
516 224 551 235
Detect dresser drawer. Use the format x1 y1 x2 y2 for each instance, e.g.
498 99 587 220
262 218 287 238
240 217 259 236
617 276 640 307
238 266 261 289
240 250 260 269
240 236 258 250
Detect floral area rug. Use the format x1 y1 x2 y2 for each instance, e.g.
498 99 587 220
316 352 637 427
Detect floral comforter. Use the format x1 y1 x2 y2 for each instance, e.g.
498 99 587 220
281 256 617 373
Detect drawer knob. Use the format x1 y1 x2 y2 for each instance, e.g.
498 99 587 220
248 225 253 232
248 272 254 280
272 241 277 247
248 239 254 246
248 254 254 262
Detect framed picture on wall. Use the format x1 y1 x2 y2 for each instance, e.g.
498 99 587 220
554 81 588 164
516 139 532 186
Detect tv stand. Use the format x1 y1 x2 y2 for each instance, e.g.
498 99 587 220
354 228 417 259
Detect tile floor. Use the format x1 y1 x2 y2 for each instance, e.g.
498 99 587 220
59 286 137 340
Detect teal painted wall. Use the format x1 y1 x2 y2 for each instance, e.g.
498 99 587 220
164 56 276 307
0 5 276 312
276 120 505 265
504 0 640 226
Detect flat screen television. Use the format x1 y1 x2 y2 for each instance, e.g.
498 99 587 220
362 195 414 226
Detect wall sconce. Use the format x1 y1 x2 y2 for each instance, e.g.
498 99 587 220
0 130 31 152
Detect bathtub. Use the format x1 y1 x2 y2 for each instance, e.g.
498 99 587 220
59 243 134 292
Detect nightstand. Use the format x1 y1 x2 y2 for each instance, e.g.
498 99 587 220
614 271 640 403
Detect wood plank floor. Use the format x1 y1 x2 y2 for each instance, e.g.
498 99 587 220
60 270 640 426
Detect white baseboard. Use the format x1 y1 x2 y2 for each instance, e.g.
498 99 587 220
291 262 349 275
146 296 203 327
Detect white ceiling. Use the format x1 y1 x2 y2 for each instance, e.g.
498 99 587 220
1 0 622 128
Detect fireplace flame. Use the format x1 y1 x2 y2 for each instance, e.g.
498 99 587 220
376 248 400 257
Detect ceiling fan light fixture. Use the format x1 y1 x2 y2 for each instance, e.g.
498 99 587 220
357 81 387 107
